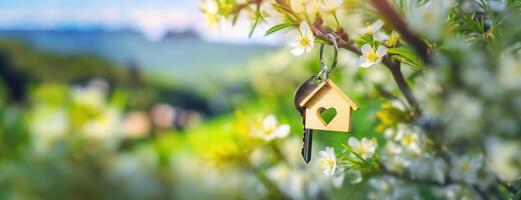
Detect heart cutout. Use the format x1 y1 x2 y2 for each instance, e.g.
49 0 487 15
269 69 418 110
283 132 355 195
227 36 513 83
317 107 337 126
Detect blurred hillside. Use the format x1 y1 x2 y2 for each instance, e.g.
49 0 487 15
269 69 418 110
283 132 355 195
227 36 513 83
0 38 253 116
0 30 276 90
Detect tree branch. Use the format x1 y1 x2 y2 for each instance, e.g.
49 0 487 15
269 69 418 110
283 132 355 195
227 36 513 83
311 17 421 115
369 0 430 63
383 57 422 115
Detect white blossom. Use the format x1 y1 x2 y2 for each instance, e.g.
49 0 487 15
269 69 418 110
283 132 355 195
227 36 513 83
488 0 507 11
357 44 387 68
318 147 337 176
290 0 320 15
320 0 343 14
200 0 220 26
356 20 384 35
368 176 419 200
29 106 69 153
267 164 320 199
450 154 483 185
443 92 483 139
344 169 362 184
475 167 496 190
288 21 315 56
408 156 447 184
394 129 422 155
381 142 409 173
331 167 347 187
251 114 290 141
407 0 451 40
434 185 473 200
486 137 521 180
348 137 377 159
373 31 389 42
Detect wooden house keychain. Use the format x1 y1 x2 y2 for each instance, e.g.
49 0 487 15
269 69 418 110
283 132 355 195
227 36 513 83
293 33 359 163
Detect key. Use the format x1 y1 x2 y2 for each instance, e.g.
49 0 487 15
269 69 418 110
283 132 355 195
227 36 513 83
293 76 321 163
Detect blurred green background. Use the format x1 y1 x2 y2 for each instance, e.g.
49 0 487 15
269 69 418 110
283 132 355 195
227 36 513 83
0 1 387 199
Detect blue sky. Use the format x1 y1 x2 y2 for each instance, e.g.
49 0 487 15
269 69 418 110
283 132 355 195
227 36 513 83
0 0 280 44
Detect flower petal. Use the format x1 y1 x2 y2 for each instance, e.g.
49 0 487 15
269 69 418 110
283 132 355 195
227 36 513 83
273 124 290 138
263 115 277 130
286 30 300 42
291 47 305 56
319 149 328 157
356 56 366 66
360 44 372 55
326 146 335 156
360 61 375 68
376 46 388 56
332 168 345 188
355 28 366 35
308 35 315 47
299 21 311 35
374 32 389 41
348 137 360 148
371 20 384 32
346 169 362 184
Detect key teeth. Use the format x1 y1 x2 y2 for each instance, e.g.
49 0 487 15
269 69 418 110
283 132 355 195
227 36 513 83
300 112 312 164
301 128 312 164
301 129 306 162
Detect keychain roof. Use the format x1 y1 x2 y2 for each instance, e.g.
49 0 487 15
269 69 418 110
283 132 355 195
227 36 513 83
298 79 358 110
300 33 358 110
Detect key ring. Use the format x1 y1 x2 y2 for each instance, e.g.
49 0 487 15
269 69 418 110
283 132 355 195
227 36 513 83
315 33 338 81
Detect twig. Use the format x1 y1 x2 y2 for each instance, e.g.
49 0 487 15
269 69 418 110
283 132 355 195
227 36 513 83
369 0 430 63
374 84 399 100
383 57 422 115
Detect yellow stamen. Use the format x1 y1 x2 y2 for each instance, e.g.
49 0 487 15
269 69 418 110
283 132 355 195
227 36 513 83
358 146 367 156
460 162 470 173
386 33 400 47
366 50 379 62
321 159 335 169
424 12 434 23
298 37 310 47
402 134 414 145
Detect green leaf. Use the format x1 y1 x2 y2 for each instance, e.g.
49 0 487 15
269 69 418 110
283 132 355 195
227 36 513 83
264 23 296 36
249 19 259 38
248 4 263 38
271 3 300 22
231 14 240 26
387 47 424 70
341 144 372 167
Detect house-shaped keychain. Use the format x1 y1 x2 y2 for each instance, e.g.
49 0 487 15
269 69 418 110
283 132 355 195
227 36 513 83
298 79 358 132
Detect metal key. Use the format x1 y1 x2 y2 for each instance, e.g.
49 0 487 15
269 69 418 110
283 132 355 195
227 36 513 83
293 76 321 163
